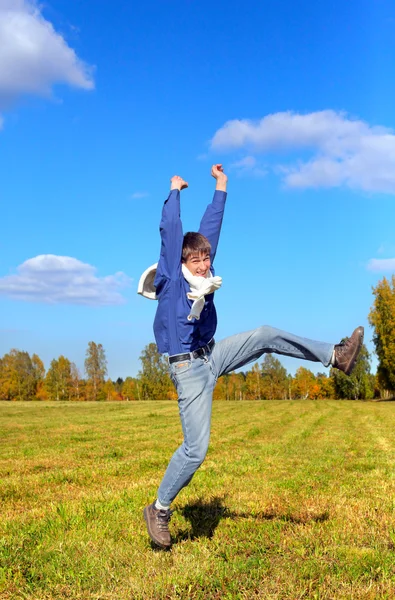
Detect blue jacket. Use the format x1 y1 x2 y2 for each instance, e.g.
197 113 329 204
153 189 227 355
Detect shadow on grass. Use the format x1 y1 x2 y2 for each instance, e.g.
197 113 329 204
173 496 330 544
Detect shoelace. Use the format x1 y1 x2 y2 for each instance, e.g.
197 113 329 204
156 509 172 531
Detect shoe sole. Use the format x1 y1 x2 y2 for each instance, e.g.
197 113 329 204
344 328 364 376
143 507 171 549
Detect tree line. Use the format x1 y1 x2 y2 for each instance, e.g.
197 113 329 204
0 339 376 402
1 275 394 401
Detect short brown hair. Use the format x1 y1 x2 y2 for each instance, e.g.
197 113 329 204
182 232 211 262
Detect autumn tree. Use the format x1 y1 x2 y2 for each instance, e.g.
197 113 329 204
32 354 47 400
260 354 288 400
245 363 262 400
138 343 172 400
292 367 317 399
0 349 43 401
45 356 73 401
84 342 107 401
122 377 139 401
315 373 335 399
103 379 121 401
369 276 395 394
330 343 373 400
226 372 246 401
70 362 83 401
115 377 124 394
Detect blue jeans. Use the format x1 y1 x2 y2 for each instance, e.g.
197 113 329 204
157 325 334 506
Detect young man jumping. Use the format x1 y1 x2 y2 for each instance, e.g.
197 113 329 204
141 164 364 549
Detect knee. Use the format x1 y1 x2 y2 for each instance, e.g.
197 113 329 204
256 325 277 340
195 448 208 467
188 440 209 467
257 324 274 332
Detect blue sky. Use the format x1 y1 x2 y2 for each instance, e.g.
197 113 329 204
1 0 395 379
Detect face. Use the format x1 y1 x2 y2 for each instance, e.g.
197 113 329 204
184 252 211 277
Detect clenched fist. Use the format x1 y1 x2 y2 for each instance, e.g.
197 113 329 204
170 176 188 191
211 164 227 191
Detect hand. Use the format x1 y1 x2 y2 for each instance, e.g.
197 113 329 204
211 163 227 180
211 164 227 191
170 175 188 191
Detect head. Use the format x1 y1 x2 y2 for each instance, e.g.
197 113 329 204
182 232 211 277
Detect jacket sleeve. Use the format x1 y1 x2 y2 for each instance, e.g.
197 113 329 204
155 190 183 282
198 190 227 263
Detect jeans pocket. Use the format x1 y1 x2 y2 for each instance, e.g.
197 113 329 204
170 360 192 377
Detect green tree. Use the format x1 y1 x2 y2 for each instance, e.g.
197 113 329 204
84 342 107 401
369 276 395 394
138 343 172 400
331 343 373 400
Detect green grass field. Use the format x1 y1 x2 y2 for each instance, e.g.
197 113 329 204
1 400 395 599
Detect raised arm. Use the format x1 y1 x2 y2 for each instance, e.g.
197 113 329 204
198 164 228 263
156 176 188 280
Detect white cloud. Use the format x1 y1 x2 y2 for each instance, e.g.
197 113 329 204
0 255 131 306
0 0 93 117
131 192 149 199
229 155 267 178
210 110 395 194
367 258 395 273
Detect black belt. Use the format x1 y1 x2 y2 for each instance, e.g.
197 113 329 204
168 339 215 364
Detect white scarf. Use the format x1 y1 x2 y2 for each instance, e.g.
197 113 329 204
182 264 222 321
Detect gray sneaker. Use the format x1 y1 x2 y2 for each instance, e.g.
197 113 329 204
143 502 172 549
